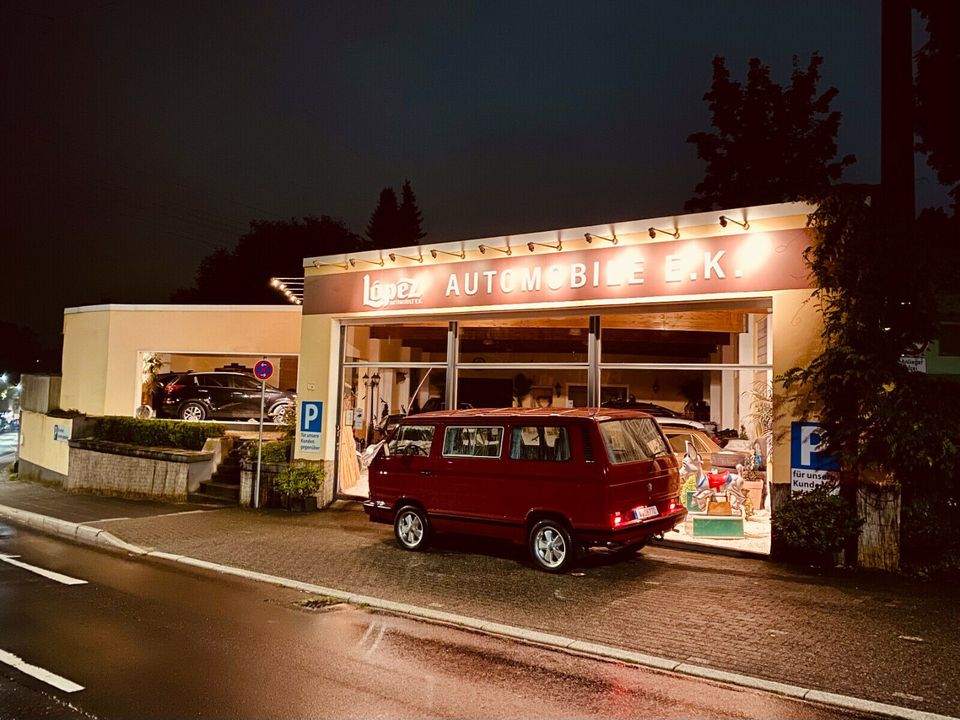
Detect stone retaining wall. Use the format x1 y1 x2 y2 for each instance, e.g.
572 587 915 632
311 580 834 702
67 439 215 502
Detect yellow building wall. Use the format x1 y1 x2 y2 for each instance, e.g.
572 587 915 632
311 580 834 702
61 305 302 417
18 410 74 477
771 289 824 488
60 310 112 415
294 314 340 503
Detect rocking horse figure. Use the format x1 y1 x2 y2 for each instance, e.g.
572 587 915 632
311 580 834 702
680 441 748 514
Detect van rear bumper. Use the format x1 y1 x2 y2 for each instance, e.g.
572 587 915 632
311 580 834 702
362 500 393 524
574 508 686 548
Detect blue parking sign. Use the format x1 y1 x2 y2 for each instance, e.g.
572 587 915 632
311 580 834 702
790 422 839 471
300 401 323 432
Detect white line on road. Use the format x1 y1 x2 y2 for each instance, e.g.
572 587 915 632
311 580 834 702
0 648 85 693
0 554 88 585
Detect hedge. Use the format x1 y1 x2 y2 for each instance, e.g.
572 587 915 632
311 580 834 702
91 417 225 451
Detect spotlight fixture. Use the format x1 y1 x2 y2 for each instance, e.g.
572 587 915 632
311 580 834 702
430 248 466 259
312 260 349 270
719 215 750 230
648 226 680 239
388 252 424 263
349 256 385 267
526 240 563 253
478 243 511 255
584 232 617 245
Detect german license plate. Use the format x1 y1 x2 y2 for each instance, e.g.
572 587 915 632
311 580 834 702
633 505 659 521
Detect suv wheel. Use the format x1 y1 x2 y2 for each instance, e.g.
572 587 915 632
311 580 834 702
529 519 575 573
179 401 206 422
271 404 294 424
394 505 429 551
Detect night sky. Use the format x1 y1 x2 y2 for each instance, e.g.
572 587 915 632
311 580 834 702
1 1 947 349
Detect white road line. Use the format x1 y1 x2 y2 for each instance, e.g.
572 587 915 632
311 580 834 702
0 554 88 586
0 648 85 693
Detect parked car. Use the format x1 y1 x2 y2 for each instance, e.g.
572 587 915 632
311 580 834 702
661 427 750 470
600 400 710 435
363 407 686 572
157 372 295 423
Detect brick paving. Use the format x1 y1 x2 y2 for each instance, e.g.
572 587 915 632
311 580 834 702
2 473 958 716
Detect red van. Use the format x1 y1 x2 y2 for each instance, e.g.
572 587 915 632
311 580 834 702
362 408 685 572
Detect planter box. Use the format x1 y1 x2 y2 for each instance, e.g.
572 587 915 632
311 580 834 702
692 514 744 538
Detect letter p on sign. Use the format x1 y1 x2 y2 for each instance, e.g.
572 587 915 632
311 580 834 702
300 401 323 432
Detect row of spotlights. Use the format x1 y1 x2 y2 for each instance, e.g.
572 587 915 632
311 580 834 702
313 215 749 268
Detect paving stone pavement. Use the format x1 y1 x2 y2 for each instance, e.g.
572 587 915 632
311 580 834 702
2 474 958 717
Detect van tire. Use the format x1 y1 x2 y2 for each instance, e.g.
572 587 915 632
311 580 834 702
528 519 575 573
394 505 430 551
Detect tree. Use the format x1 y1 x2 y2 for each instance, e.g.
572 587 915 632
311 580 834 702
782 188 960 571
685 54 855 212
396 179 426 246
914 1 960 213
171 215 362 303
365 187 400 250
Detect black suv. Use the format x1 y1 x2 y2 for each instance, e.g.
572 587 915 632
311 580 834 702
158 372 295 423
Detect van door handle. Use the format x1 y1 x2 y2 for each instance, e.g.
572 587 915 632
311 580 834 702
420 470 433 476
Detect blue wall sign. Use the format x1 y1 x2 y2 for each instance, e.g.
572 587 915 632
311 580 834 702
300 401 323 432
789 422 839 492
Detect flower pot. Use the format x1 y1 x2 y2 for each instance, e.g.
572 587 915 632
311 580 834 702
284 496 319 512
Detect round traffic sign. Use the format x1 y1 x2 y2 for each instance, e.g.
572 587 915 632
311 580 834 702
254 360 274 381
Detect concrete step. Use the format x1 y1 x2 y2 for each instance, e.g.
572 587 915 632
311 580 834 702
198 481 241 501
187 491 235 506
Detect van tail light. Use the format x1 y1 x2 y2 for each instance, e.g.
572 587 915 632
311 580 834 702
668 500 678 513
611 511 623 529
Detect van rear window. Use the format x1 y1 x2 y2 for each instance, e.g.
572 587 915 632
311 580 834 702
509 426 571 462
442 426 504 458
599 418 671 464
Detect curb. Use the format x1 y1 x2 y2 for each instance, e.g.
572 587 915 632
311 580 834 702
1 502 956 720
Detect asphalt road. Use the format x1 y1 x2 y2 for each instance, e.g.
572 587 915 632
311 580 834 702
0 524 872 720
0 431 16 469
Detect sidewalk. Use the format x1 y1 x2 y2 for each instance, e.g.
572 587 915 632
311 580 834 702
2 472 958 718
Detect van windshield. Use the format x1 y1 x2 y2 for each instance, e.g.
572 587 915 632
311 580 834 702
599 418 671 464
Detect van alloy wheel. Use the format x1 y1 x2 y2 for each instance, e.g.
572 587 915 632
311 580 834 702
394 506 429 551
529 519 574 573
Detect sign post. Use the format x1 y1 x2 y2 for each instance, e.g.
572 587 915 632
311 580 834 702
252 359 274 508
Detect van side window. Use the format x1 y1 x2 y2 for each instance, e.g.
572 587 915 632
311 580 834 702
509 426 571 462
442 426 503 458
387 425 435 457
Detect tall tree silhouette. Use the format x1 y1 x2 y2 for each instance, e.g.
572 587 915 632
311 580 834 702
685 54 855 212
366 187 400 249
915 1 960 213
396 179 427 246
171 215 361 303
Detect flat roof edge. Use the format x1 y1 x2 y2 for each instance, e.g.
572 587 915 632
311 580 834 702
302 201 816 268
63 304 303 315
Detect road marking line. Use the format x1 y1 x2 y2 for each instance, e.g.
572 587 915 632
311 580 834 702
0 554 87 585
78 517 129 525
0 649 84 693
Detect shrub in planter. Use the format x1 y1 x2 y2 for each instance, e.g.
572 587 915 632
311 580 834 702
91 417 224 451
772 485 863 566
245 438 292 464
274 462 324 511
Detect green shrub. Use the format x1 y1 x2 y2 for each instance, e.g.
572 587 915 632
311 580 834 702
245 438 292 464
91 417 225 451
275 462 324 499
772 485 863 565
